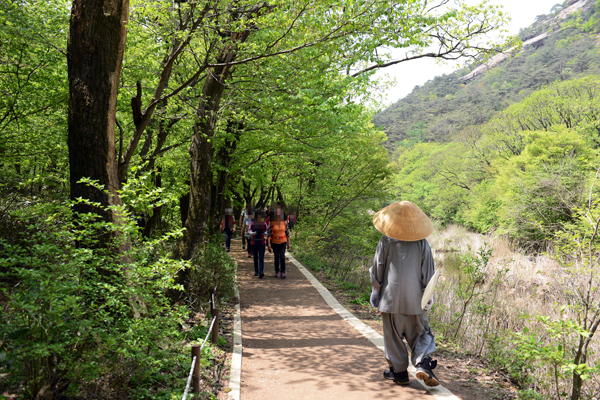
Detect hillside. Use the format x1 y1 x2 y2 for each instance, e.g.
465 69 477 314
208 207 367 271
374 0 600 149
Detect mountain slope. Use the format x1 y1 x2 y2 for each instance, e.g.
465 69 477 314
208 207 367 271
374 0 600 149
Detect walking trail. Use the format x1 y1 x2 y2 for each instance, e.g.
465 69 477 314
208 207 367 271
231 239 450 399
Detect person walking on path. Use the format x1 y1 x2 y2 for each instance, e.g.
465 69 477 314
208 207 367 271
220 207 236 252
248 209 268 278
240 203 253 256
287 211 296 230
267 203 290 279
369 201 440 387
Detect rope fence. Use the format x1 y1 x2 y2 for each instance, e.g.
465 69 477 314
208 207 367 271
181 288 220 400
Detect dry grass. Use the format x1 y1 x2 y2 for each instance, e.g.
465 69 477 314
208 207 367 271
428 225 600 399
430 225 566 309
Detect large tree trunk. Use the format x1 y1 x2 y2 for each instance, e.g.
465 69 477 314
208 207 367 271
170 55 249 300
67 0 129 222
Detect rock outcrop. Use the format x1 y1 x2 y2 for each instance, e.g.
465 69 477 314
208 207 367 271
523 32 550 49
460 0 587 81
459 52 512 81
560 0 587 18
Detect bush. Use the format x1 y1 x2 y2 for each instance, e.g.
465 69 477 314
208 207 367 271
292 204 382 290
0 201 189 399
189 233 238 306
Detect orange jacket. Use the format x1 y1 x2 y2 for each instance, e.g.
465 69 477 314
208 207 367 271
269 220 289 244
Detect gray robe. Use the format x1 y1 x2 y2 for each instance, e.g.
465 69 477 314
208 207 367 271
369 236 435 315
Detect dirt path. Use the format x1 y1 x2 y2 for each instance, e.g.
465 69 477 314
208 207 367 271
232 239 435 399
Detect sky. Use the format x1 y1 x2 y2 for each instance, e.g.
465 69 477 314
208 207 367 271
375 0 563 105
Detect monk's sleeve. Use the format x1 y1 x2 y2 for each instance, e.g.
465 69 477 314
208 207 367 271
421 240 435 290
369 237 386 290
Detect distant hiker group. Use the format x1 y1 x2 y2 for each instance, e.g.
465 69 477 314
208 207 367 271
226 202 292 279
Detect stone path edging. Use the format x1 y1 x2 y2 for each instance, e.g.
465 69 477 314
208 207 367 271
228 262 242 400
286 251 460 400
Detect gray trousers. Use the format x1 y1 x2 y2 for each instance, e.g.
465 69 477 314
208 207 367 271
382 312 436 372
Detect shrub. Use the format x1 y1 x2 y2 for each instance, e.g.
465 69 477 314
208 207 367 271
189 233 237 306
0 201 188 399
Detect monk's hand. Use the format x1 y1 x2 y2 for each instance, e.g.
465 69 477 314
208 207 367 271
370 288 380 308
424 296 434 311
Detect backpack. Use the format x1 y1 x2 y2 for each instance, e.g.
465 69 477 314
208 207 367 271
250 221 267 245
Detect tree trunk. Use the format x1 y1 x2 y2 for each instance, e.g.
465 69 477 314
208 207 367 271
142 167 162 238
209 120 242 232
571 372 582 400
570 334 590 400
172 75 226 258
276 185 285 207
67 0 129 222
169 63 231 300
179 190 190 227
169 6 260 301
241 180 253 207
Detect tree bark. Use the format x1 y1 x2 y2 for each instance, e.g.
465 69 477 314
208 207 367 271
179 191 190 227
67 0 129 222
169 37 252 300
242 180 253 207
169 67 228 298
209 119 243 232
142 167 162 239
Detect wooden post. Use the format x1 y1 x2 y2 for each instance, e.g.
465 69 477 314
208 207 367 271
211 308 219 344
192 345 201 394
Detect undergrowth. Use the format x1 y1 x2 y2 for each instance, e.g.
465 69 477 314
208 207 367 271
0 190 235 399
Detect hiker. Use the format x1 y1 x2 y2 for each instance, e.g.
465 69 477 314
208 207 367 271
287 212 296 230
220 208 236 252
369 201 439 387
265 204 272 225
248 209 268 278
267 203 290 279
244 207 254 258
239 203 252 254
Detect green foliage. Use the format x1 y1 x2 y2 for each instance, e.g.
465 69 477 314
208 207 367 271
509 316 592 398
349 291 371 306
189 233 237 303
480 75 600 161
293 199 384 290
389 76 600 246
443 245 507 347
0 200 188 399
461 181 501 233
546 194 600 399
393 141 474 223
0 0 70 200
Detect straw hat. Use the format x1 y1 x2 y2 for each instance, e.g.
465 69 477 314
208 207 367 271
373 201 433 241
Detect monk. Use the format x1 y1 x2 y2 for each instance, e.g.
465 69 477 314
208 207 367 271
369 201 440 387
